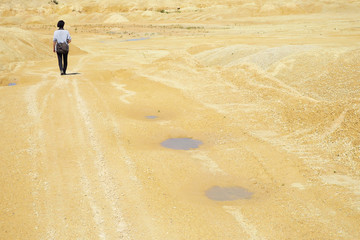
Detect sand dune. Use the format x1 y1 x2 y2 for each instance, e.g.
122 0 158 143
1 0 360 239
0 27 49 65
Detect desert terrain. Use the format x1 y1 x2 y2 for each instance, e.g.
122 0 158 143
1 0 360 239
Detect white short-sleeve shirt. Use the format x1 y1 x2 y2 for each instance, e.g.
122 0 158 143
53 29 71 44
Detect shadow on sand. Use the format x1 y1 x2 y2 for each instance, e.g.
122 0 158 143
65 72 81 76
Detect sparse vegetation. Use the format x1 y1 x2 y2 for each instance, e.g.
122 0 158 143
159 8 181 14
49 0 58 5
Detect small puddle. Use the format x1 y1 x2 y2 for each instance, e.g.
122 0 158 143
146 116 158 119
206 186 253 201
8 83 16 86
123 37 150 42
161 138 202 150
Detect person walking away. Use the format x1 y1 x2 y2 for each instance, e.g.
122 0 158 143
53 20 71 75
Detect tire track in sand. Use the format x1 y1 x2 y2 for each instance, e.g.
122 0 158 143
73 80 130 239
224 206 266 240
84 77 162 239
29 73 110 238
87 79 141 187
24 79 56 240
77 158 107 240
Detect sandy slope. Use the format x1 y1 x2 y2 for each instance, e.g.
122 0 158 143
1 1 360 239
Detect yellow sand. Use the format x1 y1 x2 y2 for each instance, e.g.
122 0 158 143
1 0 360 239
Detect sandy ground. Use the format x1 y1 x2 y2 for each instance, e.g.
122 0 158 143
1 0 360 239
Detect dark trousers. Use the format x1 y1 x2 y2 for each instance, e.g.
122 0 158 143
57 52 68 74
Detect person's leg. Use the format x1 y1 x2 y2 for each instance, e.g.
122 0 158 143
57 52 63 74
63 52 68 74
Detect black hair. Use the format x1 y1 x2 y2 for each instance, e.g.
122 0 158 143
57 20 65 29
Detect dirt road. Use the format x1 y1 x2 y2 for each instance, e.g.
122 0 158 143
1 6 360 239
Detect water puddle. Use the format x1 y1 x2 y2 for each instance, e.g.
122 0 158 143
8 83 16 86
161 138 203 150
206 186 253 201
146 116 158 119
123 37 150 42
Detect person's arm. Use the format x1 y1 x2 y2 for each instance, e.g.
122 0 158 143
53 41 56 52
67 32 72 44
66 30 71 44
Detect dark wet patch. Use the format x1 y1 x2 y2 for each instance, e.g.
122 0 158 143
161 138 202 150
146 116 158 119
206 186 253 201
